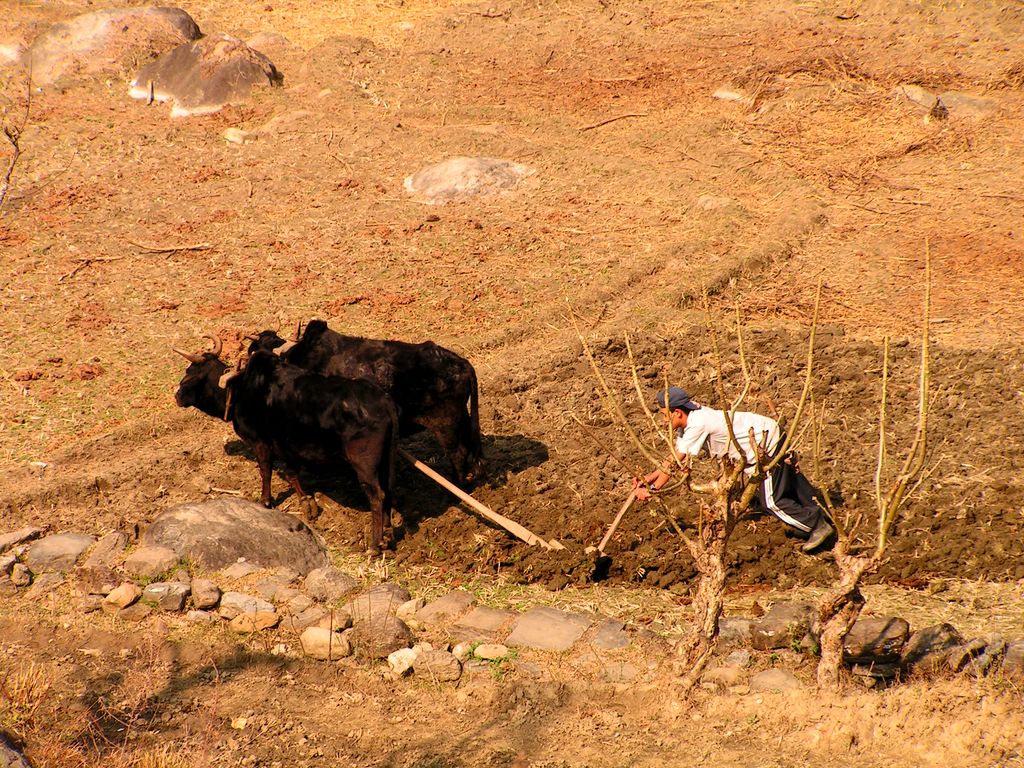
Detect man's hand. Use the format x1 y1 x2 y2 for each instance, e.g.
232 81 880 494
630 477 649 502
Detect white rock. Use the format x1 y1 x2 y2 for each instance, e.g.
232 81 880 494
387 647 419 676
300 626 352 660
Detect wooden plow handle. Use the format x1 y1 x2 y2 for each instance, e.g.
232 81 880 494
399 448 564 550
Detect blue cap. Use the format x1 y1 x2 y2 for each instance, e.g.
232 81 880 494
655 387 700 412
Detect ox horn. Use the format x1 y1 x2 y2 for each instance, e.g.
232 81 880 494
172 347 204 364
203 334 223 356
293 321 303 343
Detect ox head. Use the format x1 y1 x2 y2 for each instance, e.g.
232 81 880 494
173 334 231 418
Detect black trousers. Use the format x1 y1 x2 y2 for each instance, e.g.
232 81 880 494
755 460 826 534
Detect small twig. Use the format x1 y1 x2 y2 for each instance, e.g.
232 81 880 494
124 238 214 253
579 112 648 132
57 256 126 283
210 487 243 496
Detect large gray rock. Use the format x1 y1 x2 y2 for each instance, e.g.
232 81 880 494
25 532 95 573
27 7 201 86
123 545 179 579
304 566 359 603
403 157 535 205
751 603 816 651
843 616 909 663
129 33 282 118
349 615 414 659
900 623 963 676
505 607 592 652
141 498 328 574
416 589 477 628
343 583 412 624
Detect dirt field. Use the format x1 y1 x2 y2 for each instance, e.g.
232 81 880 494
2 0 1024 765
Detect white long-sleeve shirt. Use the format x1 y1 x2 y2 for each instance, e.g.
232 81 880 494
674 406 781 475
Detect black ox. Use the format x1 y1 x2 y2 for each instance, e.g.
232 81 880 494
249 319 484 485
174 337 399 551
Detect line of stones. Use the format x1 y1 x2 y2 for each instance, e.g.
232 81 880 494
3 526 1022 688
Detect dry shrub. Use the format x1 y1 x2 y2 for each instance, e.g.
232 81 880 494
0 662 51 742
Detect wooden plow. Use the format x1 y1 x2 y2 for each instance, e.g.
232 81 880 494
398 448 564 551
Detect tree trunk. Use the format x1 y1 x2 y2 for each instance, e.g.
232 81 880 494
676 499 733 692
816 544 872 689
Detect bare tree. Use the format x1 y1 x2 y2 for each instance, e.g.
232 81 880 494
570 287 820 691
812 248 932 689
0 68 31 214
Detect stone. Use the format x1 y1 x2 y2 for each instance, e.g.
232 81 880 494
76 565 120 596
396 598 425 622
79 595 104 613
900 623 963 675
388 647 418 676
850 662 900 680
221 561 262 580
118 603 153 622
256 575 294 602
304 567 359 603
1001 641 1024 678
947 638 988 673
702 664 747 689
349 615 414 659
449 605 517 642
505 607 593 652
414 649 462 682
27 7 202 87
186 610 218 624
129 33 282 118
473 643 508 661
0 526 42 552
123 546 179 579
343 583 412 624
103 582 142 612
26 572 64 598
403 157 535 205
83 531 129 567
218 591 275 619
10 563 31 587
191 578 221 610
725 649 751 667
230 611 279 633
719 617 752 647
316 612 353 633
843 616 910 663
591 618 630 650
750 669 802 691
26 532 95 573
0 732 32 768
750 603 816 651
286 594 314 614
416 590 477 627
0 578 17 597
300 627 352 660
142 498 328 574
967 637 1006 677
452 642 473 661
284 606 328 631
142 582 190 611
0 553 15 577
